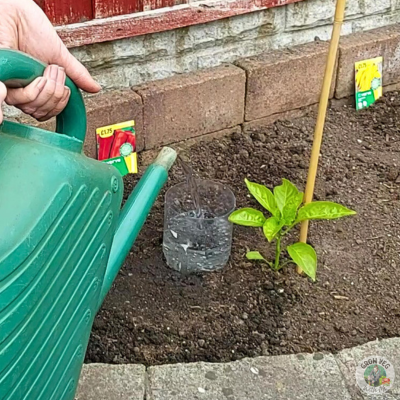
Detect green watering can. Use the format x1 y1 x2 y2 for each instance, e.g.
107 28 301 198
0 50 176 400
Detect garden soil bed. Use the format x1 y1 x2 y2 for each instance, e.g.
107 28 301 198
86 93 400 366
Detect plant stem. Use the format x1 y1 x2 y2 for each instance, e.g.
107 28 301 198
274 235 281 270
280 259 295 269
281 222 297 236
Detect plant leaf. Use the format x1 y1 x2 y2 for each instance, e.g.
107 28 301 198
297 201 356 223
273 179 303 224
246 251 266 261
245 179 279 217
287 242 317 282
263 217 284 242
229 208 266 227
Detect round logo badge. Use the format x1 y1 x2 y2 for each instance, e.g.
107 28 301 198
356 356 395 395
371 77 381 91
119 143 134 157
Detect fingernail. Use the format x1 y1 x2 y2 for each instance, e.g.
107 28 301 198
57 68 66 84
64 87 71 97
43 66 51 78
36 78 47 91
50 65 58 81
94 82 102 92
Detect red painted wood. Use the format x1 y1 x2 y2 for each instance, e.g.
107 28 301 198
142 0 163 12
162 0 180 8
93 0 143 18
43 0 93 25
34 0 45 8
57 0 303 48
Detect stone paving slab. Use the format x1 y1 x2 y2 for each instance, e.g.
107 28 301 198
146 353 352 400
336 338 400 400
75 339 400 400
75 364 146 400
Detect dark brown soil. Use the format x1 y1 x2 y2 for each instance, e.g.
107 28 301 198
85 93 400 366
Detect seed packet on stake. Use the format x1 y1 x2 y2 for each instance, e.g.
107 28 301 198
96 121 138 176
355 57 383 111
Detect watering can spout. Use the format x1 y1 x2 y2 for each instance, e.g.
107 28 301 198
99 147 177 308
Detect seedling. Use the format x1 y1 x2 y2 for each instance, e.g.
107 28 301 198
229 178 356 281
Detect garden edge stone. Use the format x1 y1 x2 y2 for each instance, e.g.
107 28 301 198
336 24 400 99
236 41 337 121
145 353 352 400
335 338 400 400
75 363 146 400
75 338 400 400
133 64 246 150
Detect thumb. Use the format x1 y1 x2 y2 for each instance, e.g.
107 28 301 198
0 82 7 124
57 44 101 94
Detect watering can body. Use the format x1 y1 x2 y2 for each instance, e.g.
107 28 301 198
0 51 176 400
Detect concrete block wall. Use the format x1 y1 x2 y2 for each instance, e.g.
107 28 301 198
69 0 400 90
235 41 336 121
134 65 245 149
336 24 400 98
80 23 400 156
7 24 400 159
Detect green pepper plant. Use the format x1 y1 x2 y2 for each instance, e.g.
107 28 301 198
229 179 356 281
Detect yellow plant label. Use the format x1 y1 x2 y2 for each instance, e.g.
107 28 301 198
355 57 383 110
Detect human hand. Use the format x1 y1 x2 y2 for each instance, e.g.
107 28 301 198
0 0 101 122
0 65 71 122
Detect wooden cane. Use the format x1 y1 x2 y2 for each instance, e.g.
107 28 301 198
298 0 347 274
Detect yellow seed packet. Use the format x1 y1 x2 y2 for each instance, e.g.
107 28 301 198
355 57 383 110
96 121 137 176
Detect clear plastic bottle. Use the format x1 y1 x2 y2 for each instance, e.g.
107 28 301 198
163 180 236 274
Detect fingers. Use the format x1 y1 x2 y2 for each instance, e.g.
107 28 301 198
6 65 71 121
37 87 70 122
57 43 101 93
0 82 7 124
16 0 101 94
5 77 47 106
27 65 66 118
34 65 68 120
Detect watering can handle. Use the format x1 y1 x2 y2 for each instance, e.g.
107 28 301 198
0 49 87 142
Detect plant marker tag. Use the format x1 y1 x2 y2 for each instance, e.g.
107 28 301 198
96 120 138 176
355 57 383 111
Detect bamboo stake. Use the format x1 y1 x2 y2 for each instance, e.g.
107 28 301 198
298 0 347 274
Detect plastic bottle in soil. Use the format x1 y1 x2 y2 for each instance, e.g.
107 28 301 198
163 179 236 274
